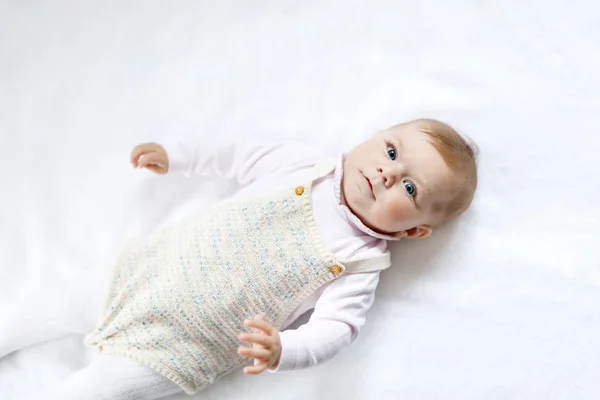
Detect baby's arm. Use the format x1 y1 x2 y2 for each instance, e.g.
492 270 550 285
275 272 379 372
235 272 379 374
270 271 380 372
131 137 325 184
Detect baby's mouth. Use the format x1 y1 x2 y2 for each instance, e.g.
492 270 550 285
365 176 374 197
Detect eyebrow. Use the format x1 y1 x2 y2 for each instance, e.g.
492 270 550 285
392 136 426 210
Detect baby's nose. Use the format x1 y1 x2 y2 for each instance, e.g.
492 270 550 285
377 167 396 188
383 174 395 187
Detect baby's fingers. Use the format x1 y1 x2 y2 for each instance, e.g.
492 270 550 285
131 144 153 166
244 317 273 335
138 153 165 170
243 362 268 375
238 332 272 348
237 346 271 361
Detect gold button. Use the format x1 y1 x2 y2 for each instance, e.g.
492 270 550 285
295 185 305 196
330 265 342 274
99 345 103 352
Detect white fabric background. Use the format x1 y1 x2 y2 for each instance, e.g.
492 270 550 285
1 1 599 399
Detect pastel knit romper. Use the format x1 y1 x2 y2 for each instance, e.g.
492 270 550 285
85 159 391 394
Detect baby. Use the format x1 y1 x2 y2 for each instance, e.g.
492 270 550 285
2 118 477 399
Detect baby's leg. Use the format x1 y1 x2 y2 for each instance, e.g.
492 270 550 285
0 269 106 358
26 354 182 400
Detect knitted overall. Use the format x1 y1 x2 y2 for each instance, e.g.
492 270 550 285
85 159 391 394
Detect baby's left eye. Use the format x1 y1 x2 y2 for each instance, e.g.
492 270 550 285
386 145 397 160
403 180 416 197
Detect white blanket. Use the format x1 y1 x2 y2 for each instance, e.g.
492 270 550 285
1 1 599 399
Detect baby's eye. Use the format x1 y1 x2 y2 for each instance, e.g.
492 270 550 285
386 144 397 160
403 180 416 197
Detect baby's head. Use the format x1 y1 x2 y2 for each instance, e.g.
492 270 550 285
341 118 478 239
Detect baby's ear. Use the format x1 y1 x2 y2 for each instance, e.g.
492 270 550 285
395 225 432 239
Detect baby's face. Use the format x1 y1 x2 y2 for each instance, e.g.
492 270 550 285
341 124 457 238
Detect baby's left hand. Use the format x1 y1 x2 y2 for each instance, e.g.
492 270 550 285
237 314 281 375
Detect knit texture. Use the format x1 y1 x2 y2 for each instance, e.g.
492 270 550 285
85 161 389 394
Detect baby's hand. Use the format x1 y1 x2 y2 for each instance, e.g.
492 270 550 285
237 314 282 374
130 143 169 174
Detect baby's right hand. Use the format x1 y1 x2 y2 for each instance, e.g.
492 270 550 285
130 143 169 174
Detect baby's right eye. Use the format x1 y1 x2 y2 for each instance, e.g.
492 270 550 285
386 143 397 161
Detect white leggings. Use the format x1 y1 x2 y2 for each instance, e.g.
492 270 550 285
34 354 182 400
0 270 183 400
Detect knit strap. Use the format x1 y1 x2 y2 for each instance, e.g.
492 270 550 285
340 252 391 274
311 157 338 179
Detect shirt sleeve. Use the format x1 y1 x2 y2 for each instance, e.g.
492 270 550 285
269 271 380 372
161 136 325 185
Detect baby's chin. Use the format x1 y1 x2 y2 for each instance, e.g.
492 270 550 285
344 195 370 220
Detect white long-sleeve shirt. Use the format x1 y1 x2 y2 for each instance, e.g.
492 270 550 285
162 138 397 372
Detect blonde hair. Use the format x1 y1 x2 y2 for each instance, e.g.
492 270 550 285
407 118 478 224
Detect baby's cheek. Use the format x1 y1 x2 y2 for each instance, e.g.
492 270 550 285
383 198 408 221
377 198 413 232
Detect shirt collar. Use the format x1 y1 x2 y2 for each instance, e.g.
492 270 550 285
333 154 399 241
